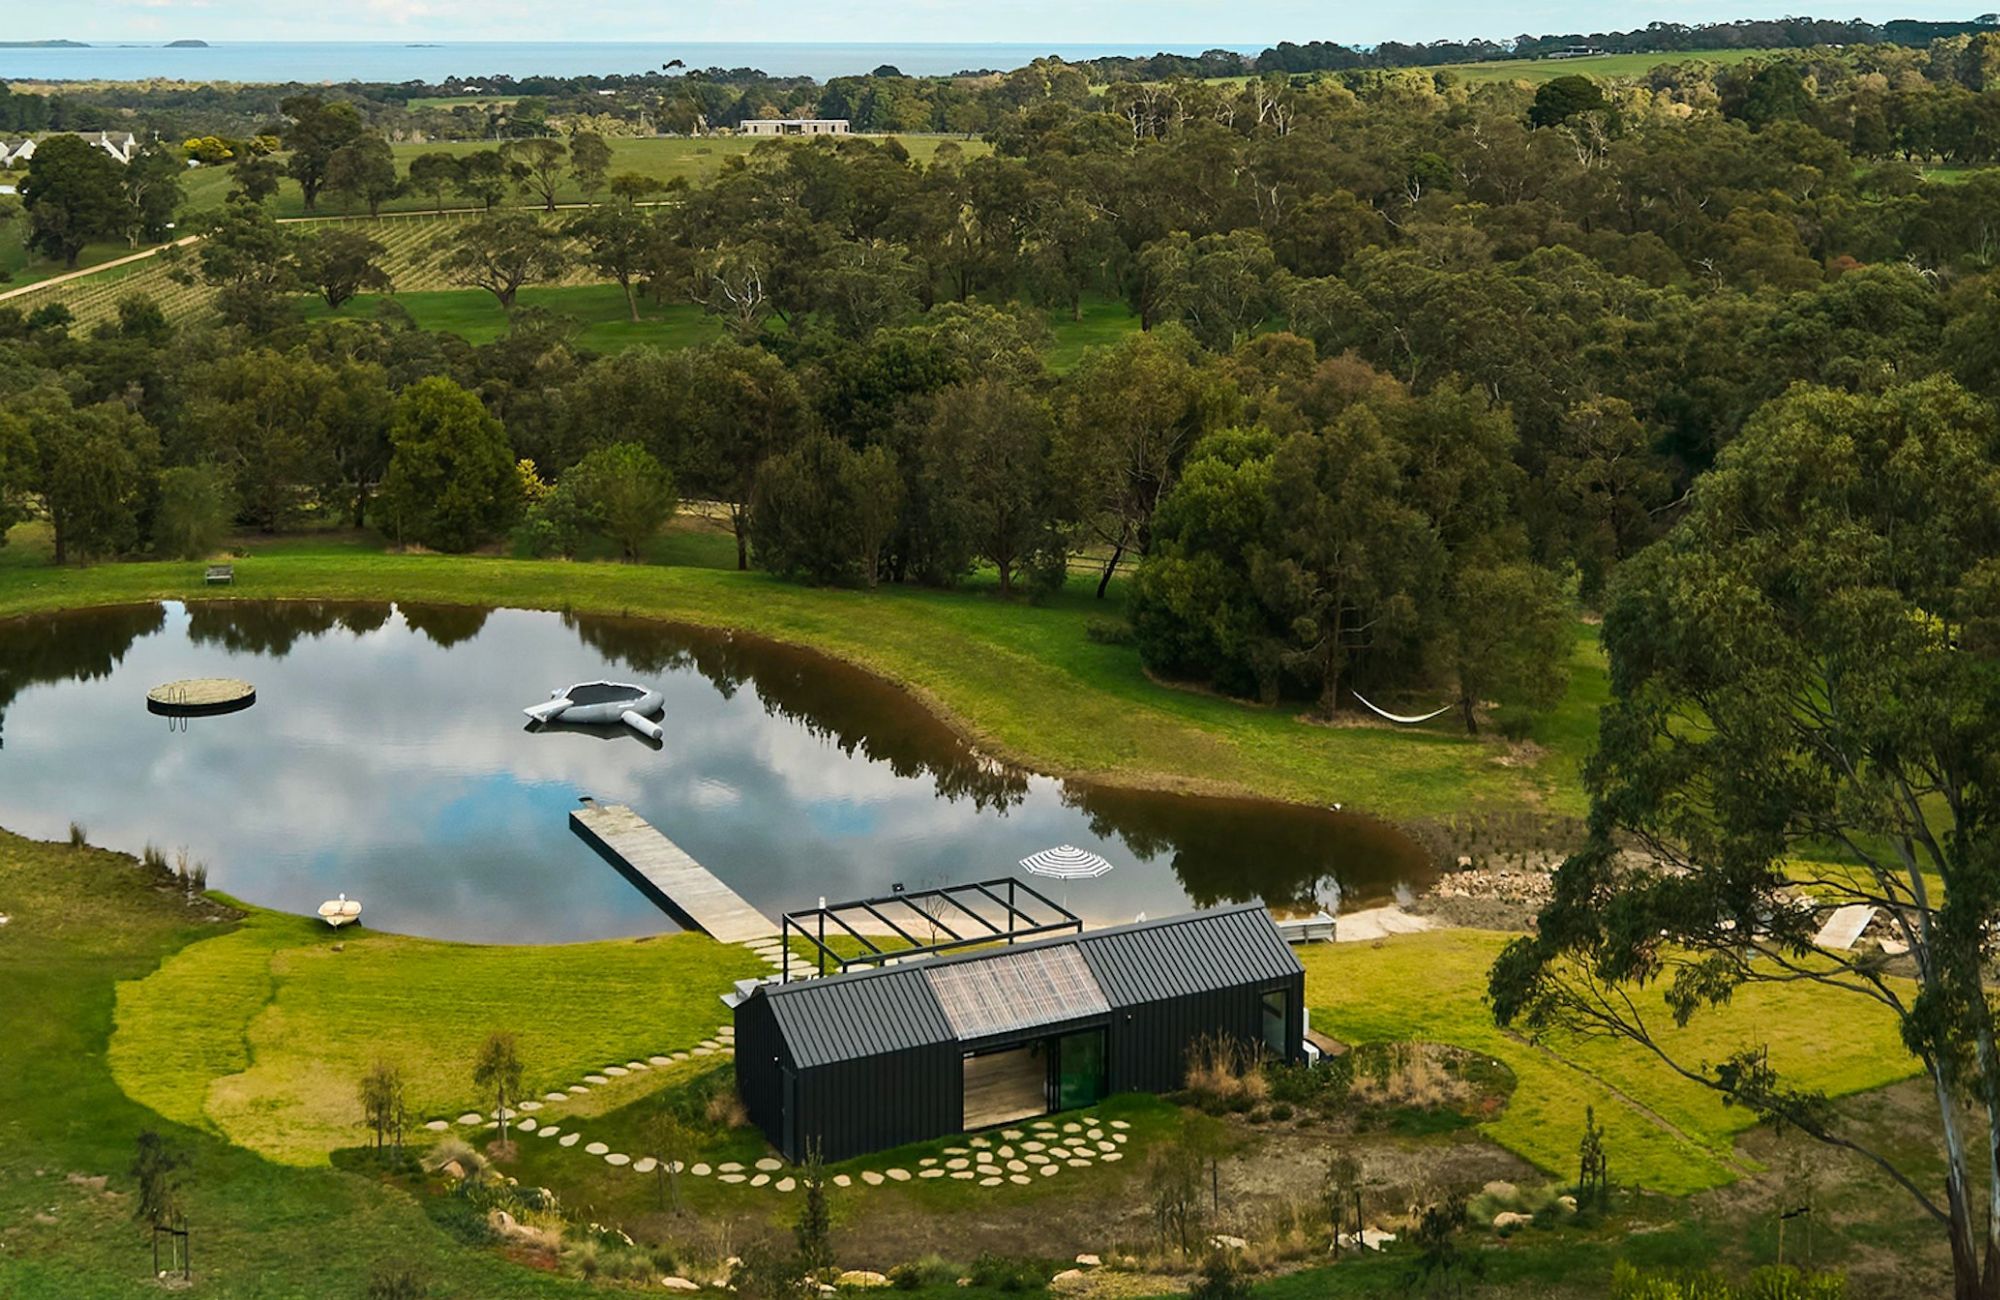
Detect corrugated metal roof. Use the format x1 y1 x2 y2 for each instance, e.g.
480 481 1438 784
926 945 1109 1040
1078 906 1303 1006
752 904 1299 1068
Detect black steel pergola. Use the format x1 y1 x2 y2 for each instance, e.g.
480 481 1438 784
780 877 1082 982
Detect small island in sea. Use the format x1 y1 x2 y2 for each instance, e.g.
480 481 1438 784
0 39 89 47
165 39 211 48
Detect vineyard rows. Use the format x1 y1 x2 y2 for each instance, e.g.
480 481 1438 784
3 210 595 331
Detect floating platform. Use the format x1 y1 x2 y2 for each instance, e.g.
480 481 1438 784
569 800 774 944
146 677 256 717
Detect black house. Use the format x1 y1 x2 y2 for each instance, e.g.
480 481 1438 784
732 904 1306 1163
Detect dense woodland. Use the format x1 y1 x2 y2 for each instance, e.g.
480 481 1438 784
8 44 2000 732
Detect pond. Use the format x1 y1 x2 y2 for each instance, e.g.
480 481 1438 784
0 602 1433 944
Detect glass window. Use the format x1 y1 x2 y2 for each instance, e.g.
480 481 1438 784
1261 989 1289 1058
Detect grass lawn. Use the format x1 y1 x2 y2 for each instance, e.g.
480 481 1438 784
178 134 992 219
1300 930 1920 1195
0 828 595 1298
1043 296 1143 372
0 534 1603 822
304 283 728 351
108 902 765 1165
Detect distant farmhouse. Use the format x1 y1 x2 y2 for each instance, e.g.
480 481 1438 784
0 130 142 167
740 118 850 137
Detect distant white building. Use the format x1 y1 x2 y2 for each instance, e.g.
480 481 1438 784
740 118 851 137
0 131 142 166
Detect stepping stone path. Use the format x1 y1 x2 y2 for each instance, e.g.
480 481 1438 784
833 1174 852 1188
885 1168 911 1182
559 1133 580 1148
545 1092 568 1103
518 1101 543 1112
775 1177 796 1192
719 1173 746 1184
517 1118 537 1132
605 1153 630 1166
649 1056 672 1067
584 1074 609 1085
979 1176 1003 1187
691 1163 711 1177
633 1158 657 1174
718 1162 744 1173
603 1066 628 1077
920 1169 944 1178
861 1171 884 1186
1009 1174 1031 1185
538 1126 561 1139
424 1120 450 1132
749 1173 770 1187
755 1157 783 1172
585 1142 609 1156
456 1113 482 1126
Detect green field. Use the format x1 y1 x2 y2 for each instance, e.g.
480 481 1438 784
176 133 992 220
304 282 729 349
1410 47 1790 85
0 535 1604 821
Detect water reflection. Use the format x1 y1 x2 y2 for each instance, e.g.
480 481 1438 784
0 601 1431 943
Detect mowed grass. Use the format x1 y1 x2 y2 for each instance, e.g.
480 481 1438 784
0 539 1601 820
1301 930 1919 1194
178 133 992 219
0 829 592 1298
1042 295 1143 372
109 901 766 1165
304 283 728 350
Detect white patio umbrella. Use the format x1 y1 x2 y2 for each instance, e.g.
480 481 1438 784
1019 844 1113 881
317 893 362 928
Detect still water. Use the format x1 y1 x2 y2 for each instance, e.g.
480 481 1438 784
0 602 1429 944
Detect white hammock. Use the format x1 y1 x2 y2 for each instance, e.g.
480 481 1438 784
1350 690 1455 726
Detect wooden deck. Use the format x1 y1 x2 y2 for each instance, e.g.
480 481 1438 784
569 801 775 944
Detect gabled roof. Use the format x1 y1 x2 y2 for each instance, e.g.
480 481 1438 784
750 904 1300 1069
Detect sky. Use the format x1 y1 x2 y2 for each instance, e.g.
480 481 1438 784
9 2 1987 48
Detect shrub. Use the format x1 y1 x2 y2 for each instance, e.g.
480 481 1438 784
1188 1249 1252 1300
68 821 88 848
153 464 234 560
1184 1034 1267 1109
968 1253 1047 1293
141 843 168 871
365 1259 430 1300
1495 710 1538 742
889 1257 958 1290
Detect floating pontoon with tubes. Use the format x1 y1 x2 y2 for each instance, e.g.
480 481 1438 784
523 681 666 741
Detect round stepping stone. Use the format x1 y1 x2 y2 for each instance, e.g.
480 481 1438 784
1066 1158 1091 1168
649 1056 672 1067
1022 1141 1045 1152
1110 1120 1130 1130
484 1121 499 1130
918 1157 938 1168
517 1118 538 1132
749 1173 769 1187
493 1108 516 1120
633 1158 657 1174
545 1092 569 1103
885 1168 911 1182
424 1120 450 1132
1096 1141 1116 1153
691 1163 711 1177
832 1174 852 1188
1025 1154 1049 1166
719 1173 746 1184
1113 1133 1129 1144
775 1177 796 1192
603 1066 628 1077
1006 1160 1027 1173
1061 1123 1081 1134
698 1040 720 1050
605 1153 630 1167
671 1051 690 1062
943 1146 969 1155
456 1113 482 1126
718 1162 744 1173
755 1157 782 1172
1031 1121 1056 1131
692 1047 714 1057
976 1151 996 1163
584 1074 610 1085
920 1168 945 1178
1009 1174 1031 1185
538 1126 561 1139
1102 1152 1124 1162
567 1085 589 1096
626 1061 648 1070
559 1133 580 1148
998 1145 1015 1159
970 1137 992 1148
950 1170 975 1180
519 1101 543 1113
979 1176 1002 1187
861 1170 884 1186
946 1157 969 1170
1002 1129 1025 1140
1039 1164 1060 1177
1087 1129 1104 1140
585 1142 609 1156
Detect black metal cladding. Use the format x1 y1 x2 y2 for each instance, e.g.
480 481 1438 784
734 904 1305 1162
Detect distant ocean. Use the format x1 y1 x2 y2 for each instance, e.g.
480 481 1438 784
0 41 1264 85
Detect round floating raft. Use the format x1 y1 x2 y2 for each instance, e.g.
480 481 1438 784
146 677 257 717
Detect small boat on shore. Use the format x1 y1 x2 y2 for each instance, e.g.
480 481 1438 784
523 681 666 741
